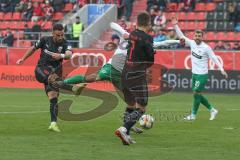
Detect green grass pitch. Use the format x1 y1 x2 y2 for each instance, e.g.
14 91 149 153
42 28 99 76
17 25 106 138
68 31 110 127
0 88 240 160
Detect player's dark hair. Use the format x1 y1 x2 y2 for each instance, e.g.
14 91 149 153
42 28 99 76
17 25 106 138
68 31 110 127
53 23 64 31
195 30 204 36
137 12 151 27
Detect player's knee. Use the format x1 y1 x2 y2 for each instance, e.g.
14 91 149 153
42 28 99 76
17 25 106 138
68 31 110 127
126 105 135 110
47 91 58 99
85 74 98 82
125 98 136 107
193 91 202 96
136 104 146 113
193 92 202 101
48 73 61 84
95 75 101 81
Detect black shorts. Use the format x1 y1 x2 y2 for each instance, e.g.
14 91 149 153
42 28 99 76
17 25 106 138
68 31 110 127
121 66 148 106
35 65 62 94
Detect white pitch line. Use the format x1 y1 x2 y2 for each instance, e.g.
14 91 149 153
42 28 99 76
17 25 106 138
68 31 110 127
222 127 235 130
226 109 240 111
0 111 49 114
0 104 45 108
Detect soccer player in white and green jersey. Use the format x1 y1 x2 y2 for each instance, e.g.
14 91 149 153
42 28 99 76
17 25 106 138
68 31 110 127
61 22 180 88
171 17 228 121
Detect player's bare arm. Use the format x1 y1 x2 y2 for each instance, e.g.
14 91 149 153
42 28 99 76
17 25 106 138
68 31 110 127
16 46 37 65
171 16 178 25
208 48 228 79
51 50 72 60
221 70 228 78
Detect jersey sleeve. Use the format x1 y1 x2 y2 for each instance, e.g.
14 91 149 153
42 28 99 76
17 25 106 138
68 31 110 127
34 37 45 49
207 46 224 71
173 24 192 46
153 40 180 48
110 22 129 36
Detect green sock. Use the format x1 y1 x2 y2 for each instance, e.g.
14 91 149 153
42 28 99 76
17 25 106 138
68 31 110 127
200 95 213 110
63 75 85 84
192 94 201 115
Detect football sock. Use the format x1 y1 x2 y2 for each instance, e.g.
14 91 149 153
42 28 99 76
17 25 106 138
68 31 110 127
192 93 201 115
124 109 143 135
200 94 213 110
123 107 135 123
64 75 85 84
50 98 58 122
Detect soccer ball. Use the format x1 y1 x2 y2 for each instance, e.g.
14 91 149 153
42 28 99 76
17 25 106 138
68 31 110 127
139 114 154 129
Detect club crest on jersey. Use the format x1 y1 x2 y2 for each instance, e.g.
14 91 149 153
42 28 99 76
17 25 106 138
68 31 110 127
58 47 63 53
192 51 202 59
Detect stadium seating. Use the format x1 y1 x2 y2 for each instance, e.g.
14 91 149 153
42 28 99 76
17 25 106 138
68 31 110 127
0 1 83 48
1 0 238 49
236 33 240 41
195 3 205 11
162 1 240 48
216 32 227 41
208 42 216 48
195 12 206 21
216 2 225 12
90 0 240 49
53 12 64 21
205 32 216 41
225 32 235 41
215 12 225 21
4 13 12 21
63 3 74 12
12 12 21 21
216 22 225 31
206 12 215 21
205 3 216 11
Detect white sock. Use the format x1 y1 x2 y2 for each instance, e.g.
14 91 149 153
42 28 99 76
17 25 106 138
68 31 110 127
210 108 216 112
51 122 57 125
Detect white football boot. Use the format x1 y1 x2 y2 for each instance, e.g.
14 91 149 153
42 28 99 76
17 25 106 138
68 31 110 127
210 108 218 120
115 127 131 145
184 114 196 121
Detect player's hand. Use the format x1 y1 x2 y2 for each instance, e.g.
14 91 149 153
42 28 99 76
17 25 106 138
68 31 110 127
123 33 129 40
221 70 228 79
104 42 117 51
180 38 185 46
52 53 62 60
171 17 178 25
16 58 24 65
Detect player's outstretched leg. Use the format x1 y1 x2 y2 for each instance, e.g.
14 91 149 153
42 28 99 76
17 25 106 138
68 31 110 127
63 73 99 84
48 74 86 95
200 94 218 120
64 75 86 84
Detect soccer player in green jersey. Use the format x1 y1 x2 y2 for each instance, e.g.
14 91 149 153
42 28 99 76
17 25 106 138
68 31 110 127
58 22 179 89
171 17 228 121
